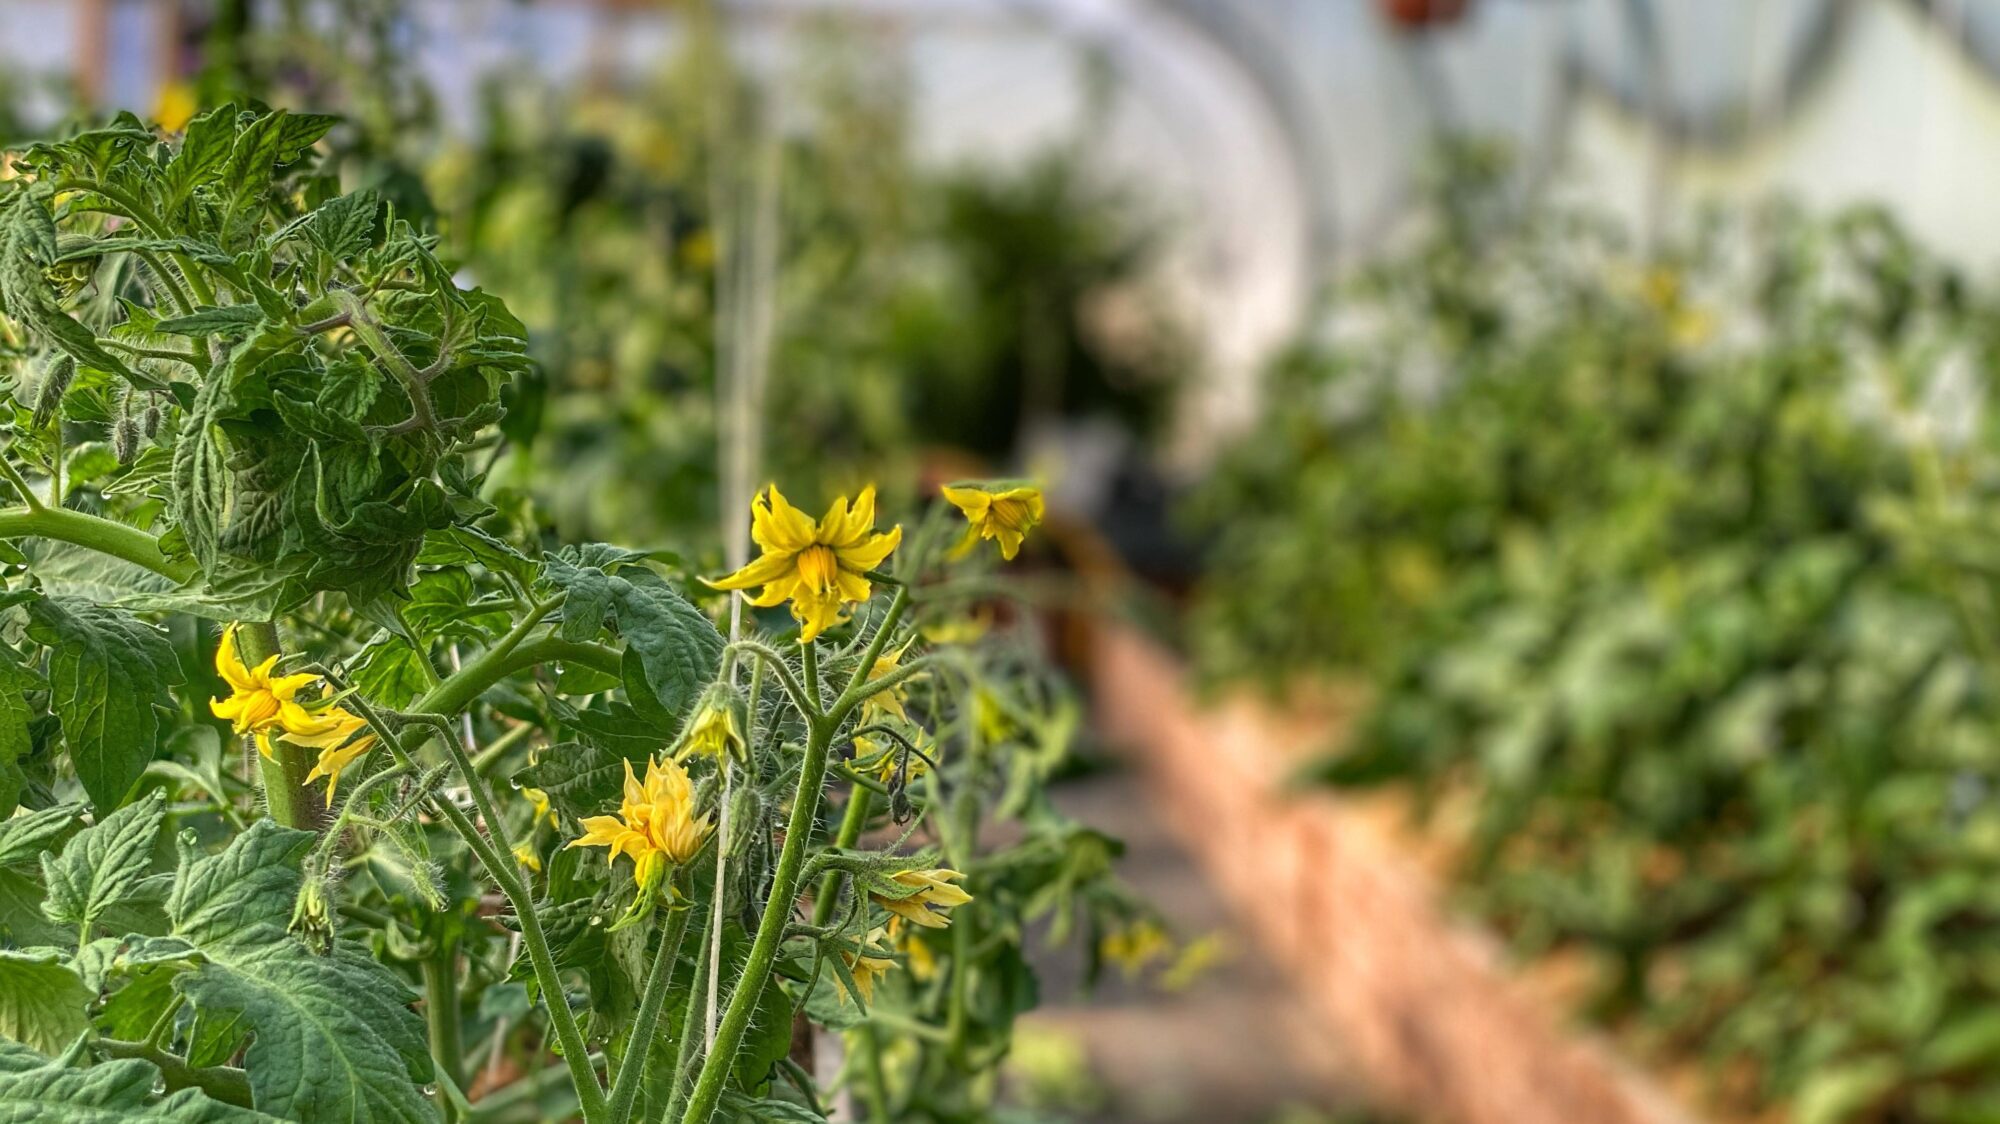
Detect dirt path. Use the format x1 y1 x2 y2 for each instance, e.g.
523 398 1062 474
1014 769 1387 1124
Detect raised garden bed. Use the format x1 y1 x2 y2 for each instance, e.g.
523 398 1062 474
1086 622 1707 1124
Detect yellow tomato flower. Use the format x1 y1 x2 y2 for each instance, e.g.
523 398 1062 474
210 625 345 759
840 928 899 1006
886 916 939 982
298 708 378 808
569 757 712 888
705 485 902 643
512 839 543 873
521 786 556 829
153 81 197 133
1099 920 1172 980
942 483 1043 561
858 639 920 727
871 868 972 930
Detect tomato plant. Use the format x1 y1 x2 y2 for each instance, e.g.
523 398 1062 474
0 106 1151 1124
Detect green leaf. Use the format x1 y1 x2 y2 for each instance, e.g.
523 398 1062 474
22 540 181 605
25 597 184 810
0 1053 279 1122
168 821 437 1124
0 949 89 1054
279 190 379 260
719 1090 829 1123
0 806 81 869
0 651 39 818
166 103 244 207
541 555 722 717
39 789 165 937
612 569 725 720
519 741 635 822
543 553 613 643
415 527 537 585
155 306 264 338
0 186 152 390
350 635 434 710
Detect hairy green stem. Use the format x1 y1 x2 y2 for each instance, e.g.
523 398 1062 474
238 622 322 832
811 788 872 928
423 943 466 1123
721 640 812 718
842 586 911 704
663 890 720 1119
607 896 694 1123
342 702 608 1124
0 505 196 581
677 715 837 1124
801 642 821 712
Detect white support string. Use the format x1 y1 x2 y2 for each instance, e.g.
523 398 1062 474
703 0 784 1055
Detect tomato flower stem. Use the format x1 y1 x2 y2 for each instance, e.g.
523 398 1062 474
607 885 696 1124
678 710 838 1124
721 640 814 718
340 699 609 1124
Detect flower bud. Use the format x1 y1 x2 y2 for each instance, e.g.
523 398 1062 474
674 683 748 764
32 354 73 431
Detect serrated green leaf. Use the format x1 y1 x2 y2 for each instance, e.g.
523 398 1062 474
0 948 89 1054
0 806 81 869
520 741 637 822
543 553 613 642
279 190 378 260
0 652 38 818
165 103 244 208
168 821 437 1124
25 597 183 810
155 306 264 338
39 789 165 937
0 1053 279 1122
540 556 722 717
351 635 434 710
613 569 724 720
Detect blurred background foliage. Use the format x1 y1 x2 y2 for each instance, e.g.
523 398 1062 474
1190 144 2000 1122
175 0 1185 554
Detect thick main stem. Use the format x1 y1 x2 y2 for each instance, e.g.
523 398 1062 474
237 621 322 832
422 944 465 1123
678 718 836 1124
